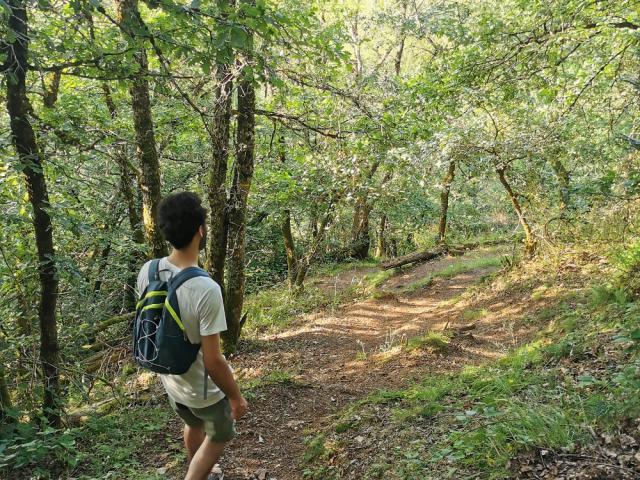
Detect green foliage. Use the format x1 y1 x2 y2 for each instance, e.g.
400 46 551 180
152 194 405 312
0 422 79 476
0 402 175 479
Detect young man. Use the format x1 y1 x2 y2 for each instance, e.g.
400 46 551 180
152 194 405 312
137 192 248 480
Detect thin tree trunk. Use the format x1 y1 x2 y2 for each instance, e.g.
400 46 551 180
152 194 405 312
206 0 234 291
394 0 407 76
282 209 298 289
437 159 456 244
102 83 145 309
309 205 319 239
550 158 570 212
496 166 537 257
350 196 371 259
116 0 166 259
375 214 387 258
223 25 256 354
0 362 11 421
42 69 61 108
5 0 61 427
294 199 336 291
278 136 298 288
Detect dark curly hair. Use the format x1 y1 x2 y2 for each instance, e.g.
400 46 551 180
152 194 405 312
157 192 207 250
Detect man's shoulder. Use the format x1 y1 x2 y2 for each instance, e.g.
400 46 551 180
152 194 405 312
180 275 220 295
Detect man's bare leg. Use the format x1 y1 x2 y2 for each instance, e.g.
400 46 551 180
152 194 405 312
184 436 226 480
184 424 205 462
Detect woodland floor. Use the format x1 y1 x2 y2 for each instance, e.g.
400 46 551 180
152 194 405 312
156 247 549 480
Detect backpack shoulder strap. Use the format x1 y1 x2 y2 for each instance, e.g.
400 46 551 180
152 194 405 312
148 258 161 283
168 267 210 292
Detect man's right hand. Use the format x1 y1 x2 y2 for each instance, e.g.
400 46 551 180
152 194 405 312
230 395 248 420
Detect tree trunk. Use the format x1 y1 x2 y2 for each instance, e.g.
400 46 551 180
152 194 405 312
282 209 298 289
116 0 166 259
42 69 61 108
437 159 456 244
394 0 407 76
309 205 319 239
5 0 61 427
350 196 371 259
294 203 335 291
496 166 537 257
206 0 234 291
381 245 447 270
375 214 387 258
278 136 298 289
223 32 256 354
550 158 570 212
102 83 145 309
0 362 12 421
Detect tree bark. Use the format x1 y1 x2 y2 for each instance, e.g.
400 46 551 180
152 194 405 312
0 362 12 421
116 0 167 259
42 69 61 108
206 0 234 291
375 214 387 258
496 166 537 257
5 0 61 427
282 209 298 289
350 196 371 259
223 25 256 354
294 207 333 290
381 245 447 270
278 136 299 289
437 159 456 244
394 0 408 76
550 158 570 212
102 83 145 309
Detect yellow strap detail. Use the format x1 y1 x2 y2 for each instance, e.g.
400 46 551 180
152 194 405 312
164 298 186 331
136 290 168 309
141 303 165 311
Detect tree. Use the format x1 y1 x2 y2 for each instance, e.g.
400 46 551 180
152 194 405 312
115 0 167 259
4 0 61 427
222 1 257 352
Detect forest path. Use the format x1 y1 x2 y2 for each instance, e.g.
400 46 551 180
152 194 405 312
171 247 528 479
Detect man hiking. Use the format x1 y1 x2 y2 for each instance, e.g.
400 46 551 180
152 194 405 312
136 191 248 480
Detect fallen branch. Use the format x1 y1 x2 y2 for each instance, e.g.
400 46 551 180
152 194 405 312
96 311 135 332
381 246 447 270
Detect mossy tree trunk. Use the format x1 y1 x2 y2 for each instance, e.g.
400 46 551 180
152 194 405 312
375 214 387 258
5 0 61 427
0 362 11 421
206 0 234 290
436 159 456 245
496 166 537 257
116 0 167 259
223 14 256 354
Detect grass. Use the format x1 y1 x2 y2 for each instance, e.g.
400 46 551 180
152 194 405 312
398 254 504 294
242 282 357 335
304 249 640 479
241 368 301 399
406 331 450 354
312 258 379 277
243 258 399 336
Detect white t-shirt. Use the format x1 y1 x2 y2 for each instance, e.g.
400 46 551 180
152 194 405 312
137 257 227 408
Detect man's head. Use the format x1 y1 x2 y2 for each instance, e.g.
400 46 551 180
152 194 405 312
157 192 207 251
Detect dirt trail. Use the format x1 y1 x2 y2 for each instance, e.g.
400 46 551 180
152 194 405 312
170 251 532 479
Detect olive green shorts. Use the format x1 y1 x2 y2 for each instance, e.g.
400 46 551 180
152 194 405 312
168 396 236 443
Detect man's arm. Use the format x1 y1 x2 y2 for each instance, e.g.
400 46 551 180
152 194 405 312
201 333 248 420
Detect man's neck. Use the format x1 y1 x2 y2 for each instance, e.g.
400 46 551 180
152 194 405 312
167 245 199 269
